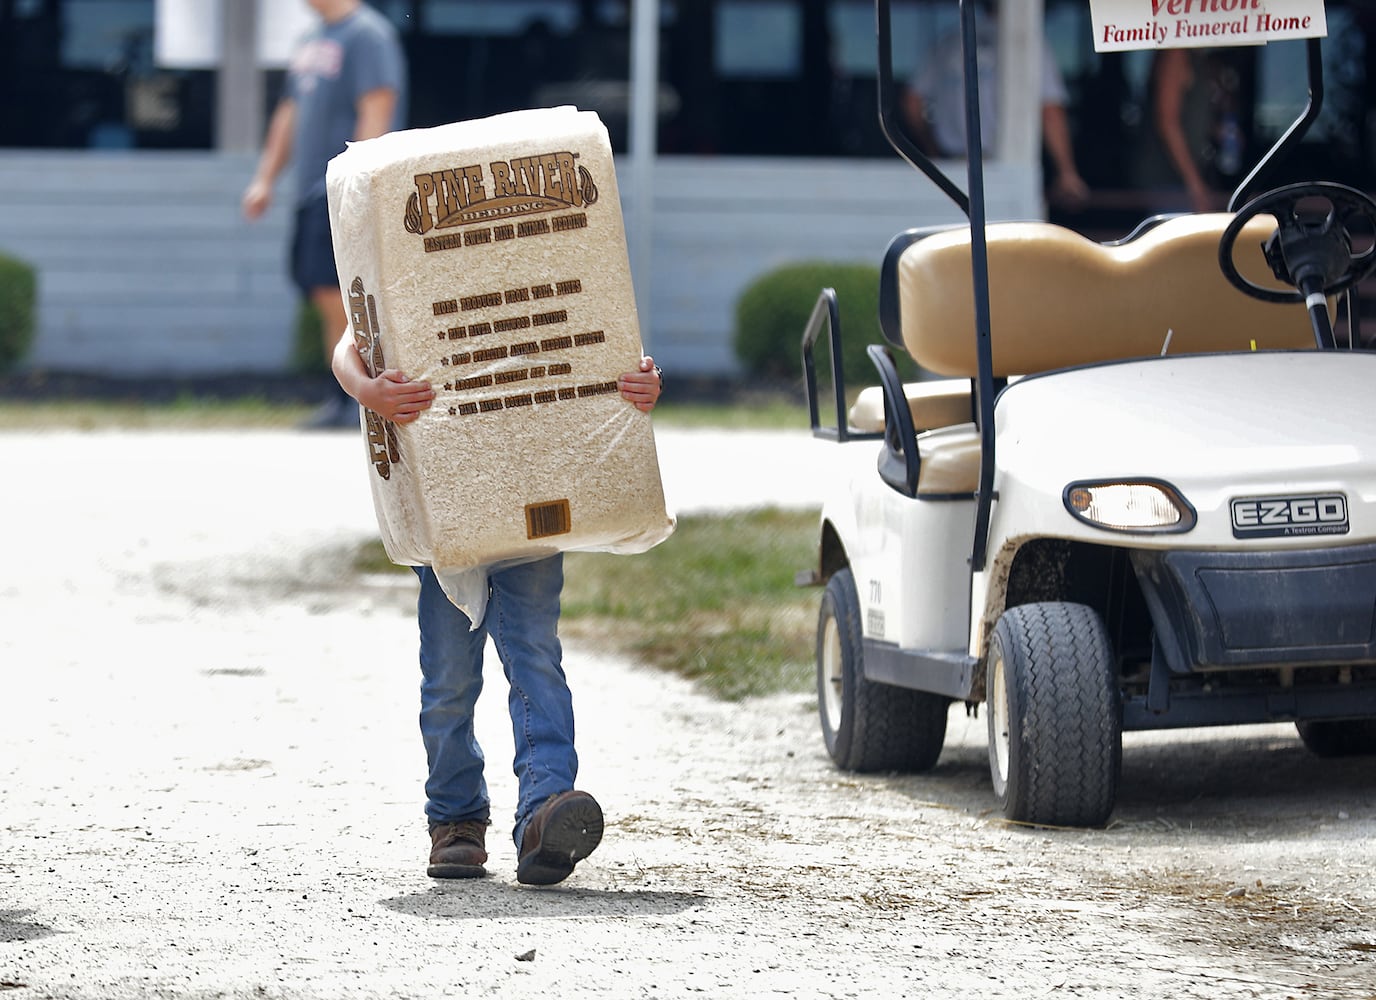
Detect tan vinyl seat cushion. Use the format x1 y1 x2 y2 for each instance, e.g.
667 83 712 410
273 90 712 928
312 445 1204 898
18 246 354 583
917 423 981 494
896 214 1314 378
849 381 979 494
849 379 972 433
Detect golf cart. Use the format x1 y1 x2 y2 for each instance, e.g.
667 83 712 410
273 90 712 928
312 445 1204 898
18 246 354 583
800 0 1376 827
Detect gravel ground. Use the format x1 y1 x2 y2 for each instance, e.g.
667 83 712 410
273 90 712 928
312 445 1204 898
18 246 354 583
2 428 1374 999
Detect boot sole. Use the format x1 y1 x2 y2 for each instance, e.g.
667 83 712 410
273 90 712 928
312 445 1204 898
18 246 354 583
516 795 604 886
427 862 488 879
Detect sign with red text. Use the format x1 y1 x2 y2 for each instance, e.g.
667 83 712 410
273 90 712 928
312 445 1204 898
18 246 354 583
1089 0 1327 51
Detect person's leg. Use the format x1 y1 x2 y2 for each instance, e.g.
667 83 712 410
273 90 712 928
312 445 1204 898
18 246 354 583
485 555 578 848
414 566 491 829
291 195 354 425
488 555 601 884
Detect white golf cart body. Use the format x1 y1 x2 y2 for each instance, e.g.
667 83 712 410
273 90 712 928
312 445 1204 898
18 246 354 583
803 0 1376 826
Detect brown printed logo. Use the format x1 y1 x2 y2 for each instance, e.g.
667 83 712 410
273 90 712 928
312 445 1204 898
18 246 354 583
347 277 402 480
402 150 599 249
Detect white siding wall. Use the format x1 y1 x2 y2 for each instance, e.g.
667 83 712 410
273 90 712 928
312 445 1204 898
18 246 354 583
644 157 1039 373
0 151 297 376
0 150 1041 378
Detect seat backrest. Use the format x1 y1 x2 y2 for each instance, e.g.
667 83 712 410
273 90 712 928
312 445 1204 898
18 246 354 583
887 214 1316 378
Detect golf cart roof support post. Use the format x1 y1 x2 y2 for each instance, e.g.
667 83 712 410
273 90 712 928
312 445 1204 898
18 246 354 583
959 0 998 573
874 0 970 216
1228 37 1324 213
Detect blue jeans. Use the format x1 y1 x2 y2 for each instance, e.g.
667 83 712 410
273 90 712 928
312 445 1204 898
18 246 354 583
414 555 577 848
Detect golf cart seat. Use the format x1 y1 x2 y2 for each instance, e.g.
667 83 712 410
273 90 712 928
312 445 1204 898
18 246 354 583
885 213 1311 378
863 213 1315 496
848 379 972 433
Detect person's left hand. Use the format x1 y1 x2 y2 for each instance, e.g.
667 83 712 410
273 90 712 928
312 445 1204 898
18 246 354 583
618 356 663 412
362 369 434 423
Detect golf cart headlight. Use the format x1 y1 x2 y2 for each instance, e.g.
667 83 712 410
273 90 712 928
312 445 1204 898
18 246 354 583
1063 480 1196 533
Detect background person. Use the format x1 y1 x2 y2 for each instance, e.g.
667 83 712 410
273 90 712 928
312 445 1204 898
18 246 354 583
242 0 407 429
1134 47 1237 214
901 3 1089 210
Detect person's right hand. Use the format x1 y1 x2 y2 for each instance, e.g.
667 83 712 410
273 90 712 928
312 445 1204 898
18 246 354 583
242 179 273 221
359 369 434 423
1186 178 1222 214
1049 169 1091 211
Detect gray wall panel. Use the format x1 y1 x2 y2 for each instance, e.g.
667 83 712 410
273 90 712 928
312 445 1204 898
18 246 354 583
0 150 1042 379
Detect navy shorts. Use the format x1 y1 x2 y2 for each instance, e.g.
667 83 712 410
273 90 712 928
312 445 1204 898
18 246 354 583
289 194 339 296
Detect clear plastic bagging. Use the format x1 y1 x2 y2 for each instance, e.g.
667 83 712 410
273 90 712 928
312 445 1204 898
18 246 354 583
326 107 675 627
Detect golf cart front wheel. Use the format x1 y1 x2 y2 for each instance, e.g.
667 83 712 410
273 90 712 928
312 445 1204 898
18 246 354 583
986 602 1121 827
816 568 949 773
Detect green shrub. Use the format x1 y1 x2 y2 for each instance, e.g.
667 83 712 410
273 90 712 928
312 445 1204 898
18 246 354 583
290 298 326 373
733 260 914 388
0 253 37 372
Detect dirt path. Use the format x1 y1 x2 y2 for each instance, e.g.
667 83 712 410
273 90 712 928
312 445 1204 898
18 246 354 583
2 430 1373 999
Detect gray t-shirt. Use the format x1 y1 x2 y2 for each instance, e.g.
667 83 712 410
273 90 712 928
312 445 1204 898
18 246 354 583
910 17 1068 158
286 4 407 205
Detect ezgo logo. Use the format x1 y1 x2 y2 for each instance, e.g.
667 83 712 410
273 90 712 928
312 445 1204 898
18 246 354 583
1230 494 1349 539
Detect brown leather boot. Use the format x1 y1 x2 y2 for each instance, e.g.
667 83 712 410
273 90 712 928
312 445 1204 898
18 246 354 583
516 790 603 886
427 819 489 879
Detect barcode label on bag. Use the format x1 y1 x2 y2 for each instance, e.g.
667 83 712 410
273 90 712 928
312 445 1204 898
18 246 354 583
525 499 572 539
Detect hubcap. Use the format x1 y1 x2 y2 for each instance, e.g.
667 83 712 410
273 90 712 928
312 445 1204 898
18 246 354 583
820 614 844 732
990 651 1011 785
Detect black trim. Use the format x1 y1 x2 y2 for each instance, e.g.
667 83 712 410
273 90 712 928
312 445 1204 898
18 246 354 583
878 225 966 351
862 638 979 701
873 0 996 569
1004 348 1332 392
869 343 920 496
957 1 998 574
875 0 968 216
801 286 883 445
1131 542 1376 672
1103 213 1188 247
1124 681 1376 731
1228 37 1325 212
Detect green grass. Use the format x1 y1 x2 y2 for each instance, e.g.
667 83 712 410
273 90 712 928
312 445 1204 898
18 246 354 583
563 508 820 700
357 508 823 702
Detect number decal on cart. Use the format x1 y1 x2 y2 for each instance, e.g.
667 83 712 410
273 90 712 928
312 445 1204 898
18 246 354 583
1230 494 1349 539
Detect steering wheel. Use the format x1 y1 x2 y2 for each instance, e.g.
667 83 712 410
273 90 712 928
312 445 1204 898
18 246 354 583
1218 181 1376 304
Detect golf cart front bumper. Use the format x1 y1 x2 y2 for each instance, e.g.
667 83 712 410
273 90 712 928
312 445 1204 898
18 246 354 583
1126 542 1376 729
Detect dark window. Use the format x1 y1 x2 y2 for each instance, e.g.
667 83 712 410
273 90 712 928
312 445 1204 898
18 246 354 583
0 0 213 149
1046 0 1373 237
4 0 1371 177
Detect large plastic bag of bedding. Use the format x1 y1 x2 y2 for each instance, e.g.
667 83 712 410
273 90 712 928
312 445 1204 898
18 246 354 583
326 107 674 625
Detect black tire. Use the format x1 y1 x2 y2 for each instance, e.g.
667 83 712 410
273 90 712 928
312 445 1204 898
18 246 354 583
816 567 949 773
985 602 1121 827
1296 719 1376 758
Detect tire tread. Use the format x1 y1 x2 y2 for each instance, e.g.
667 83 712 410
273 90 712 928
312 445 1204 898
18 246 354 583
994 602 1121 827
820 569 949 773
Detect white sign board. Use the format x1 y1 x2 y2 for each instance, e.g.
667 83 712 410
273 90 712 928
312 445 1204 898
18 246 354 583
155 0 320 69
1089 0 1327 52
